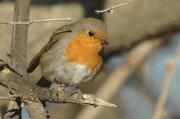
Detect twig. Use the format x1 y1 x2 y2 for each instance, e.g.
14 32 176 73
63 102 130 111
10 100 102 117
29 18 71 24
75 39 162 119
0 18 71 25
95 0 134 14
152 49 180 119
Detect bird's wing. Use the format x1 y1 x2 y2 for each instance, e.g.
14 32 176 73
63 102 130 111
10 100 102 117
27 24 72 73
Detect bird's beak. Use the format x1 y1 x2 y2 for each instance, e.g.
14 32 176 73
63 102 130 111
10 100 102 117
101 40 109 45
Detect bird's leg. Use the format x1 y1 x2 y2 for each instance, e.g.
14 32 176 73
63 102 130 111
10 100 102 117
71 86 82 95
50 82 65 101
50 82 65 92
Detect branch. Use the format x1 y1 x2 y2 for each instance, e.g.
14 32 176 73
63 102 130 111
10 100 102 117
6 0 31 118
95 0 134 14
152 49 180 119
104 20 180 58
0 18 71 25
0 68 117 108
10 0 30 76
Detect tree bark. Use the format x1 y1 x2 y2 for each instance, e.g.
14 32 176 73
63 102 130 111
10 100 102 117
10 0 31 77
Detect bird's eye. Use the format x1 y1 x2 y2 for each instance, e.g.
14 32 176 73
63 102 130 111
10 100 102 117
88 31 94 37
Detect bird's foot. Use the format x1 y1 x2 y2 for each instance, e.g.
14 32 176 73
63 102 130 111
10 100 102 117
71 87 82 96
50 83 65 102
50 82 65 92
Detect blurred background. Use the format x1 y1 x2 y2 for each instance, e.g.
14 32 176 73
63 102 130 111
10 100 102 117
0 0 180 119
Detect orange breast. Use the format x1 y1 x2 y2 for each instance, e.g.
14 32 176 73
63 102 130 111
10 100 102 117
65 32 102 70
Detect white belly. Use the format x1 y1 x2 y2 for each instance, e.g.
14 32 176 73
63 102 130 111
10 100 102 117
40 58 94 86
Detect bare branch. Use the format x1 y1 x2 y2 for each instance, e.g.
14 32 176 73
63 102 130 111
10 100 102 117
10 0 30 77
152 49 180 119
5 0 31 118
0 68 117 108
29 18 71 24
0 18 71 25
95 0 134 14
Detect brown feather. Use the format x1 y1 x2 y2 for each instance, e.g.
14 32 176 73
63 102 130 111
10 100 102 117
27 24 72 73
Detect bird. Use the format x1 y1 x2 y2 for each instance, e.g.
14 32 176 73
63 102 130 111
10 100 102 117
27 18 108 88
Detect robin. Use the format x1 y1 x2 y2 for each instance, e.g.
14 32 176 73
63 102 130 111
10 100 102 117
27 18 108 88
